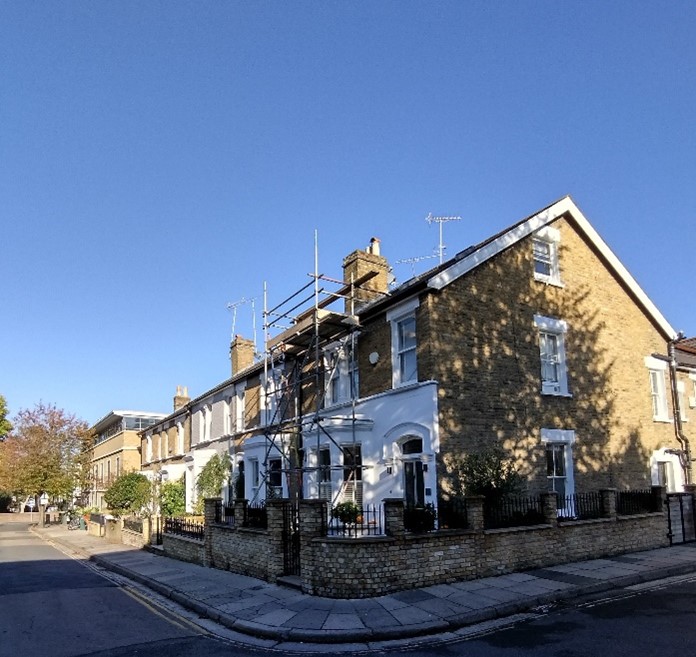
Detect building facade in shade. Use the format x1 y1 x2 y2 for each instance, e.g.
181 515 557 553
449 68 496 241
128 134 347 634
142 196 693 517
89 410 166 510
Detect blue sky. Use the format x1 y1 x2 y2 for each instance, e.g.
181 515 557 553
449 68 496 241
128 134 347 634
2 2 695 425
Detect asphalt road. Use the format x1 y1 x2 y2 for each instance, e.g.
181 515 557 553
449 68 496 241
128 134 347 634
0 519 255 657
2 516 695 656
402 576 696 657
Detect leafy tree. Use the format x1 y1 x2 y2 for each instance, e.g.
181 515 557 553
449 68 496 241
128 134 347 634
196 453 231 500
0 402 90 501
160 477 186 517
0 395 11 440
444 445 522 502
103 472 151 516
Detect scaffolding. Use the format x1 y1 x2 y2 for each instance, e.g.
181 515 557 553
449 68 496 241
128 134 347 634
250 233 387 505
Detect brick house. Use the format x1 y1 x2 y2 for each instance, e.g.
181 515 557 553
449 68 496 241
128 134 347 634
143 196 690 516
89 410 165 510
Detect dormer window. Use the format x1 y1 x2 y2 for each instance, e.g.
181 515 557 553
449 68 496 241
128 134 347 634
532 226 562 286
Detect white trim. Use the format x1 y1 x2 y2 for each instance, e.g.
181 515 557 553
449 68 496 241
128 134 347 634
540 428 576 444
644 356 668 371
427 196 676 340
534 315 570 396
645 357 671 422
541 428 576 509
386 296 420 322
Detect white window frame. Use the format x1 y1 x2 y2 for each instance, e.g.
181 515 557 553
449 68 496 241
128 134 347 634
534 315 570 396
677 380 688 422
176 421 184 455
532 225 562 286
645 356 671 422
541 428 576 514
235 385 246 431
201 404 213 442
250 458 260 498
387 297 420 389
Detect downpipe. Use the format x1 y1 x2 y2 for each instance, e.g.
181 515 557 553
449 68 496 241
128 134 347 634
669 336 692 486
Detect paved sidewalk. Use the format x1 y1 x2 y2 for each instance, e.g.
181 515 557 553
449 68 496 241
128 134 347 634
30 523 696 649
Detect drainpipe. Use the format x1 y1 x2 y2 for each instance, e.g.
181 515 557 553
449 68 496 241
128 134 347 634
668 334 692 486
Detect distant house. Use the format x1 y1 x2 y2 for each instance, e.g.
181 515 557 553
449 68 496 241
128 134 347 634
89 410 166 510
142 196 690 516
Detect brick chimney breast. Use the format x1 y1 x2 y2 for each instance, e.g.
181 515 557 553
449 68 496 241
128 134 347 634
342 238 390 313
230 335 255 376
173 385 190 411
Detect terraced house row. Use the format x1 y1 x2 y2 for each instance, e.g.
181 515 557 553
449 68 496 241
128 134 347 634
97 196 689 521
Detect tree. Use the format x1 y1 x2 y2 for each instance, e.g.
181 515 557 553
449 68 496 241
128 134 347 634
103 472 151 516
444 445 522 502
196 453 231 501
160 477 186 517
0 402 90 502
0 395 11 440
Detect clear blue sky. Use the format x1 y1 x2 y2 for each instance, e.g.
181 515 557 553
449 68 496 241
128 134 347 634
2 2 694 425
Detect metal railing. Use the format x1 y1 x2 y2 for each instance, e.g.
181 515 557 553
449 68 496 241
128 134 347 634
616 489 660 515
214 501 236 526
243 502 267 529
557 492 603 521
164 517 205 540
404 504 437 533
326 503 384 537
123 517 144 534
484 495 544 529
436 498 469 530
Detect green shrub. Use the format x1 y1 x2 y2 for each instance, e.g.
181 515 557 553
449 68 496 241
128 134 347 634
103 472 150 517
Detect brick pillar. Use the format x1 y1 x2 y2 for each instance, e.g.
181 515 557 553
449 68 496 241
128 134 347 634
265 499 286 581
384 498 405 536
540 491 559 525
234 498 248 526
600 488 617 518
142 516 151 544
465 496 485 531
299 499 328 595
203 498 220 567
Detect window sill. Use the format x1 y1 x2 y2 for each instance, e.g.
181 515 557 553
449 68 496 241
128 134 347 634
541 390 572 398
534 274 564 288
653 416 673 424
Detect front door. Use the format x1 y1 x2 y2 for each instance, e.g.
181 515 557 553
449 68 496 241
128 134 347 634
404 461 425 507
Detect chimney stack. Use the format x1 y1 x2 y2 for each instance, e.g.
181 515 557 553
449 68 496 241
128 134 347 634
342 237 390 313
230 335 255 376
173 385 190 411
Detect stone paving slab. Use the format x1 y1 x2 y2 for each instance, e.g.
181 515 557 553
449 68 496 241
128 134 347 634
28 524 696 648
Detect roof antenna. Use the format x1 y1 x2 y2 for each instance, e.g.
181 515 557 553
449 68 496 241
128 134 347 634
425 213 462 264
226 297 258 354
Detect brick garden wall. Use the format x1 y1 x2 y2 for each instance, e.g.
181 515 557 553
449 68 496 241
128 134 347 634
299 494 669 598
183 495 670 598
162 533 205 565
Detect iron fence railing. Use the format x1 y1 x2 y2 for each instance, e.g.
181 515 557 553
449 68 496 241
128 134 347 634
123 517 144 534
152 516 163 545
404 504 438 533
164 516 205 540
436 497 469 530
214 501 236 526
616 489 661 515
557 492 603 521
484 495 544 529
243 502 267 529
326 503 384 537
